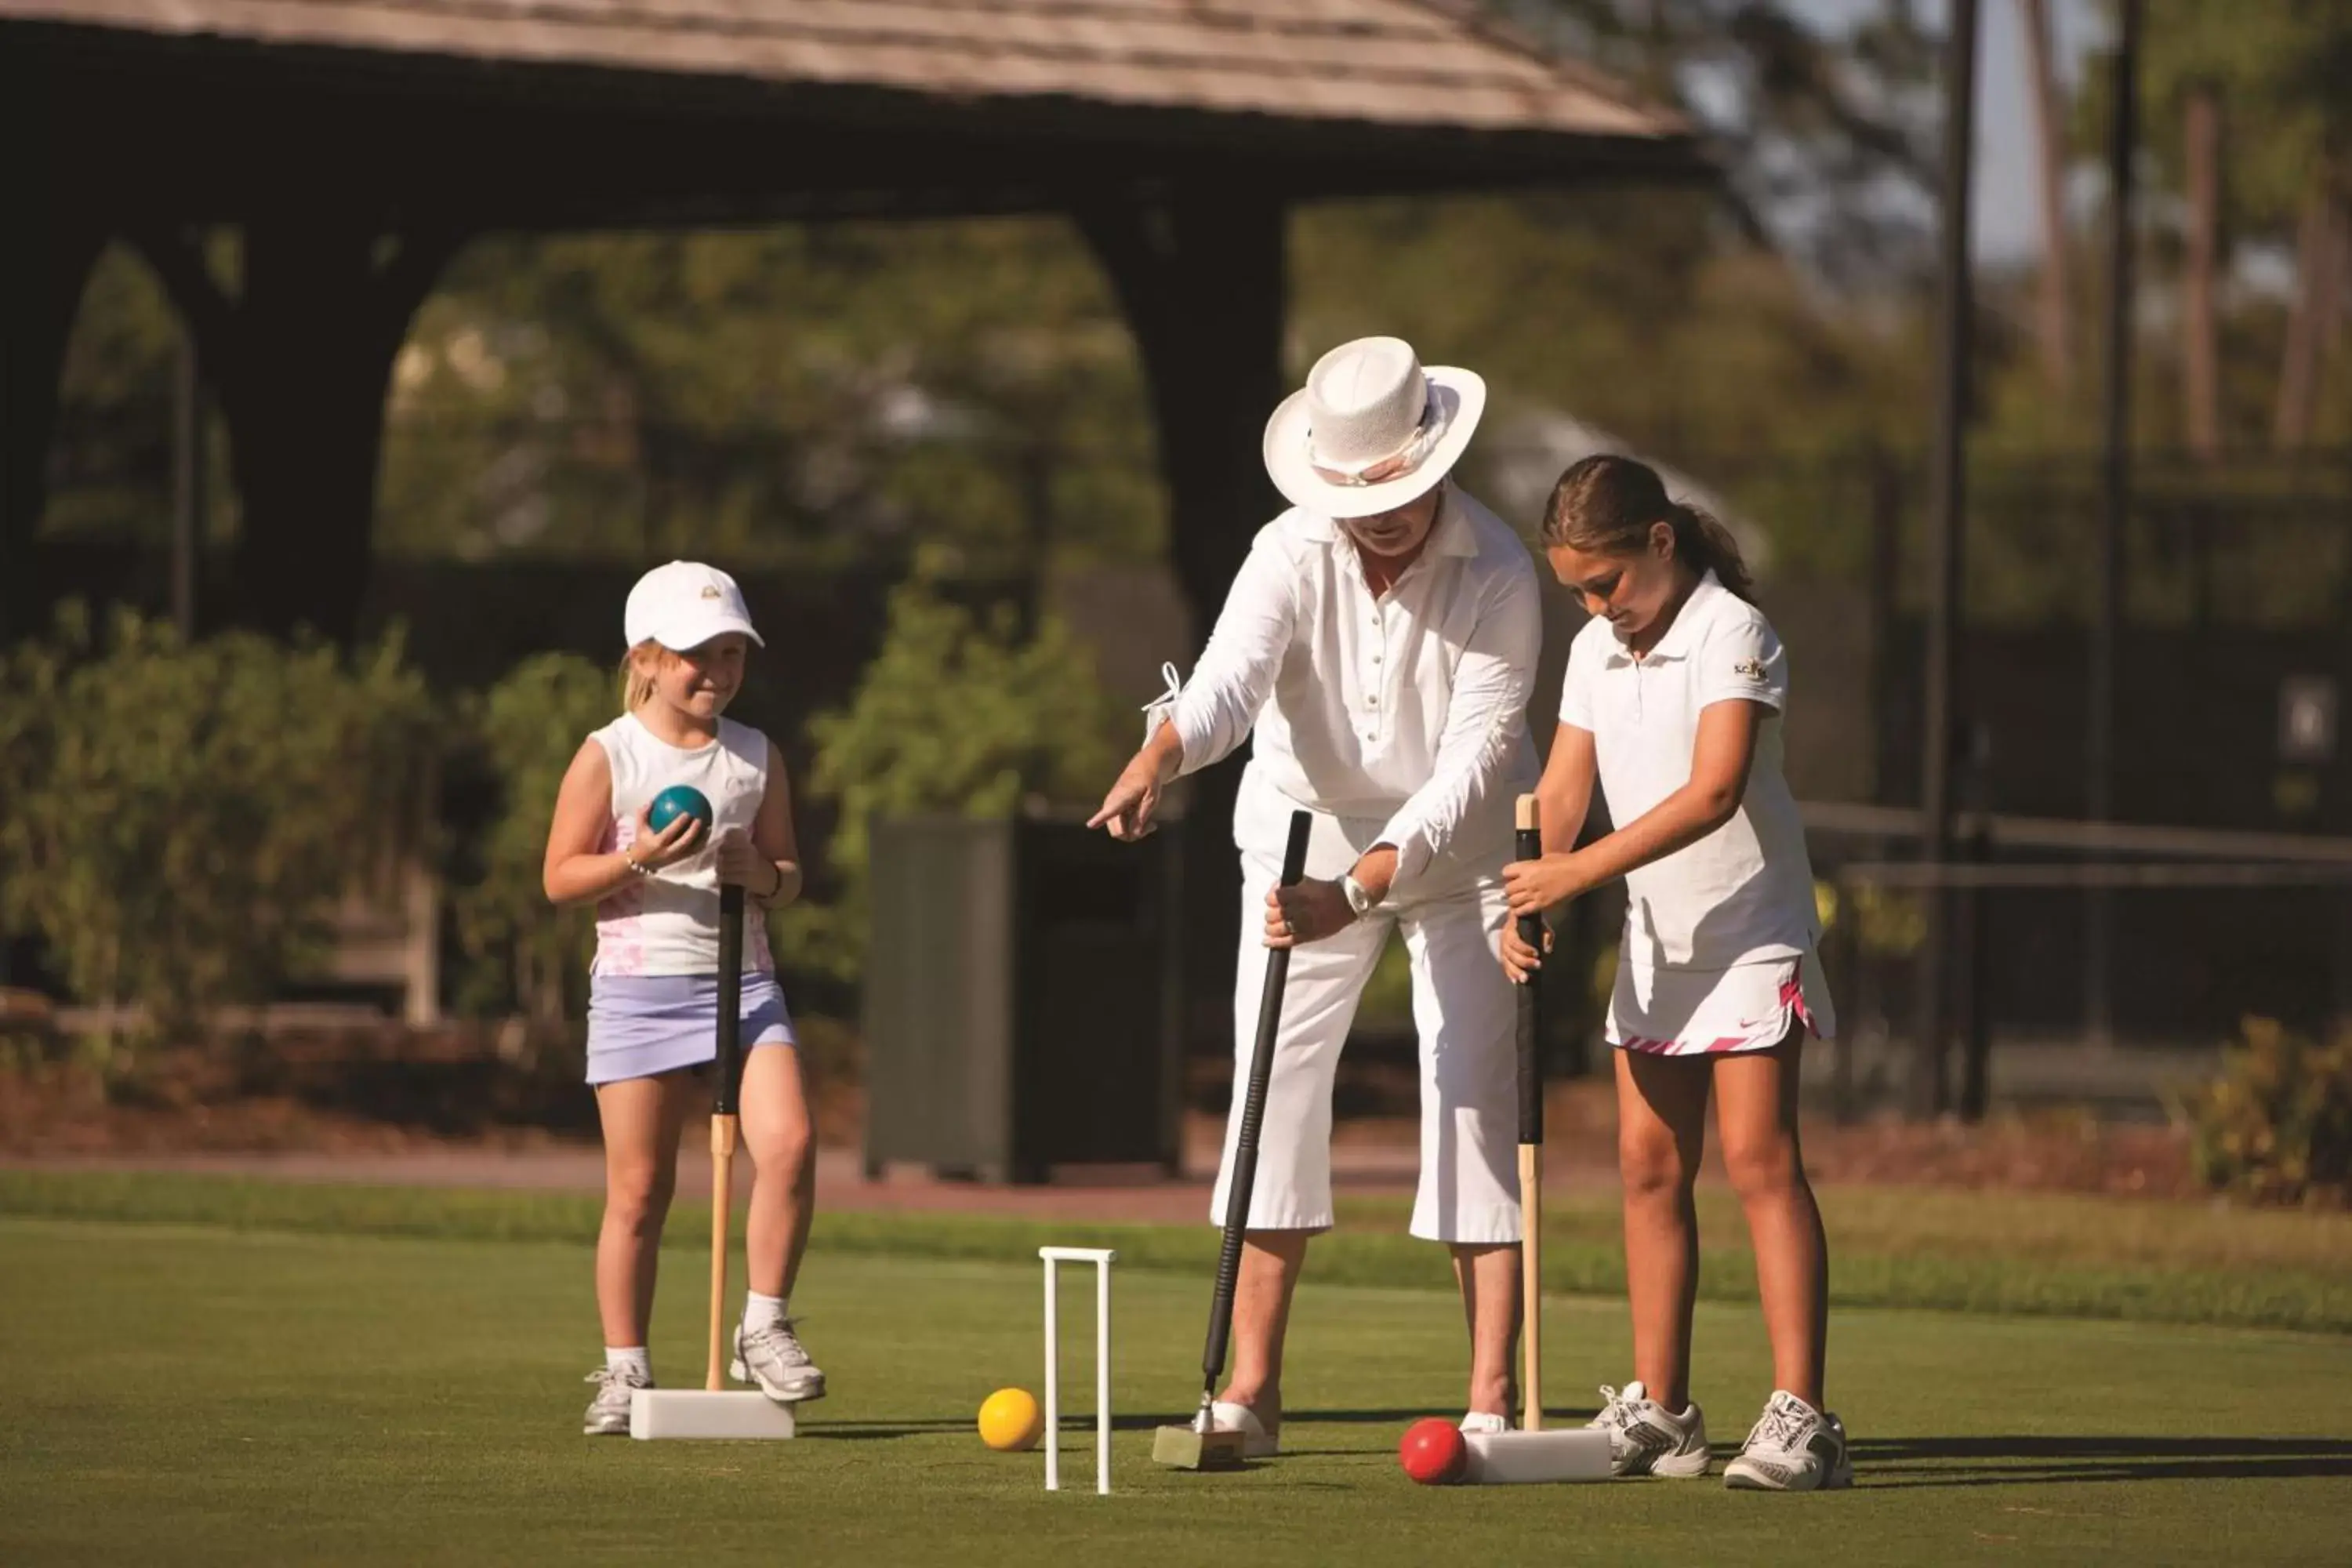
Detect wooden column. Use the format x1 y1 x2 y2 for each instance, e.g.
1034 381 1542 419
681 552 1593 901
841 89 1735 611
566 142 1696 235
132 220 462 642
1080 184 1288 1059
0 62 102 647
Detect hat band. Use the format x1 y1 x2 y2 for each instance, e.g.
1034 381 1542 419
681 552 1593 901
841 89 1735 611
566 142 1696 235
1307 395 1451 488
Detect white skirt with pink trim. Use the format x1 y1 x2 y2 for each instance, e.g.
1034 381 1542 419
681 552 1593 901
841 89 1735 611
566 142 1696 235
1606 948 1837 1057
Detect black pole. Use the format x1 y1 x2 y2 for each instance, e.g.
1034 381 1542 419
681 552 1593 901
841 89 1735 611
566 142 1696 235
1956 722 1996 1121
1914 0 1981 1118
171 332 204 640
2087 0 2141 1054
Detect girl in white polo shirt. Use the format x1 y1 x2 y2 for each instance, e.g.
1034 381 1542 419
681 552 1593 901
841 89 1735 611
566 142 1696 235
1501 456 1848 1492
542 561 825 1436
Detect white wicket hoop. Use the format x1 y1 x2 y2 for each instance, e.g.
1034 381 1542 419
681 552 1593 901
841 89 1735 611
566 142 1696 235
1038 1247 1116 1495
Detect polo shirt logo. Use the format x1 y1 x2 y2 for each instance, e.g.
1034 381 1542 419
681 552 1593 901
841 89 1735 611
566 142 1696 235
1731 657 1766 680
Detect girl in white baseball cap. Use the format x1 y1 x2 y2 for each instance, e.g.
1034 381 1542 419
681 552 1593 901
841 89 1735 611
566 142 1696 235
1501 456 1848 1492
542 560 826 1434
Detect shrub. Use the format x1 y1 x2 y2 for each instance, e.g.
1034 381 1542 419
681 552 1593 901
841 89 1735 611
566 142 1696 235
2175 1016 2352 1207
450 652 620 1024
779 565 1123 983
0 607 434 1051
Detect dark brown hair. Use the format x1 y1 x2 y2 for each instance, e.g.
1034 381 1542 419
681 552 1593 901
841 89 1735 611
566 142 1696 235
1539 454 1754 601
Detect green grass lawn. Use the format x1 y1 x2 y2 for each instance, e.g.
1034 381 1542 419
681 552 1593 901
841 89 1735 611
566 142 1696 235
5 1181 2350 1566
9 1168 2350 1332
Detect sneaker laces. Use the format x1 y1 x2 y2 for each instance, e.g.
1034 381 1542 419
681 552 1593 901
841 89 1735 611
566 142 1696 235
742 1318 811 1366
1593 1385 1642 1434
1747 1396 1813 1454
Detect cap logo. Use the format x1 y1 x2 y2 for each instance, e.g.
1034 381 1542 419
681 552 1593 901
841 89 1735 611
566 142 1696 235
700 586 721 600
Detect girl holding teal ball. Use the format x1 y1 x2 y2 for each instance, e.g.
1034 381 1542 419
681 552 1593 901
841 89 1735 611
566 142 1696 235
541 561 826 1436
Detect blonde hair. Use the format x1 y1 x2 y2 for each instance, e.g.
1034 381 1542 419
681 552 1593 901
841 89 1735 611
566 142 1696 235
1541 454 1755 601
620 640 663 711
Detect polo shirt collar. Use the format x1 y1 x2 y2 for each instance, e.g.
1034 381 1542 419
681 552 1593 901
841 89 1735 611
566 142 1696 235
1606 569 1725 663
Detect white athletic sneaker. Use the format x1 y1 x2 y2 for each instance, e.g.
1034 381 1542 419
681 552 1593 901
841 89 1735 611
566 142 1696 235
1724 1390 1852 1491
1585 1381 1712 1478
583 1365 650 1436
1459 1411 1511 1436
731 1319 827 1403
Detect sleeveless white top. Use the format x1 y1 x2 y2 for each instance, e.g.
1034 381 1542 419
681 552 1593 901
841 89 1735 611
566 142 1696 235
589 712 774 978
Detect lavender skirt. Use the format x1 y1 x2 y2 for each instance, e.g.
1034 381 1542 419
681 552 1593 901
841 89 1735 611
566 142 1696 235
584 973 797 1086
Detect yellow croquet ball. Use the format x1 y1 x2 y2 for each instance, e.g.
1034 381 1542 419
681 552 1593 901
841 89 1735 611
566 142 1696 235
978 1387 1044 1452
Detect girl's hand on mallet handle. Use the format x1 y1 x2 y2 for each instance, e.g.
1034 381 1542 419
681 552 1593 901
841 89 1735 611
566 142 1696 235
713 826 776 892
1501 851 1589 918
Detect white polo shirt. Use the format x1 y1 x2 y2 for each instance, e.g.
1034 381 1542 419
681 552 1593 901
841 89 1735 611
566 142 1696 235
1559 571 1818 969
1170 488 1540 894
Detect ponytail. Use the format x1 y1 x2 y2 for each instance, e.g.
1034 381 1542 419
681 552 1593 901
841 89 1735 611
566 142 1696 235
1541 454 1754 602
1668 501 1754 601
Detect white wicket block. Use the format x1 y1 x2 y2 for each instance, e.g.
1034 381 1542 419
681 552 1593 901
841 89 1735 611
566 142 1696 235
629 1389 798 1440
1461 1428 1613 1483
1039 1246 1116 1495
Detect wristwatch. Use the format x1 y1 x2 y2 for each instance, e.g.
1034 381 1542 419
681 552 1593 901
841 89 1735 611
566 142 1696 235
1341 873 1380 918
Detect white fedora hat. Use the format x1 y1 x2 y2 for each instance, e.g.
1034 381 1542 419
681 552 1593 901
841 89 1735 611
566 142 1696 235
1263 336 1486 519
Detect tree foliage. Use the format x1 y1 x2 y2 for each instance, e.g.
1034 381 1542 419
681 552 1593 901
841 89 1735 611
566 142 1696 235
0 608 434 1047
778 558 1126 982
448 652 619 1023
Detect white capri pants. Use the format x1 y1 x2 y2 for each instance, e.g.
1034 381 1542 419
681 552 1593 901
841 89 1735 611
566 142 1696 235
1207 846 1523 1245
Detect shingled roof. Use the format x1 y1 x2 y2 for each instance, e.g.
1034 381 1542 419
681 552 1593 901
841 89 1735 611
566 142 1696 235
2 0 1686 145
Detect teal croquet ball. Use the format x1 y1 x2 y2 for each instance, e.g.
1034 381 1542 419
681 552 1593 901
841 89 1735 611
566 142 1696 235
648 784 713 835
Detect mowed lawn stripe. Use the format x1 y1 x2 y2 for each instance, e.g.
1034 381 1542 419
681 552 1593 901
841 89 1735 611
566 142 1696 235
4 1169 2348 1333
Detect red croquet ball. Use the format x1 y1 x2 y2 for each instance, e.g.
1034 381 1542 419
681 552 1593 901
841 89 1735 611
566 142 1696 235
1397 1417 1468 1485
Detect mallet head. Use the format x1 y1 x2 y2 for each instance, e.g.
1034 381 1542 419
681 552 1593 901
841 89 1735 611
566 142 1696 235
1151 1423 1248 1471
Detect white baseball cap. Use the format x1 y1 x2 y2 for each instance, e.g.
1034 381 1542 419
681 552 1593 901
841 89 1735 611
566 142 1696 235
623 561 764 651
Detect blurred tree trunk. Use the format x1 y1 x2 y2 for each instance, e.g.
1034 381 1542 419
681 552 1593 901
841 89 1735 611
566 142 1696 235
2180 82 2223 461
2274 180 2345 451
2017 0 2072 393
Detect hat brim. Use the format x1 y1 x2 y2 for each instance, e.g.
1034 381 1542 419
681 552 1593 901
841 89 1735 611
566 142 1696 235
1262 367 1486 519
651 613 765 652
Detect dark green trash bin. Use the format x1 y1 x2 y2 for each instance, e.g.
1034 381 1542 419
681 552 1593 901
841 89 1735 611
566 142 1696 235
862 815 1184 1184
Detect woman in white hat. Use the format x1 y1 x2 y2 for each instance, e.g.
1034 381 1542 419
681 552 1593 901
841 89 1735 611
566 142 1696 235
1091 336 1541 1451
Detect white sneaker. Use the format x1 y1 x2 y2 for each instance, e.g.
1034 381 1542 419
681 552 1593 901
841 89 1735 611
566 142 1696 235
1724 1390 1852 1491
1459 1411 1511 1436
731 1320 826 1403
583 1364 650 1436
1208 1399 1279 1457
1585 1381 1711 1478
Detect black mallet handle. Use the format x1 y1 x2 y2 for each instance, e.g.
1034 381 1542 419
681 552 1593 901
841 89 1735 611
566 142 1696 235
1201 809 1314 1399
1515 802 1543 1147
1513 794 1544 1428
713 884 746 1116
706 882 746 1392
